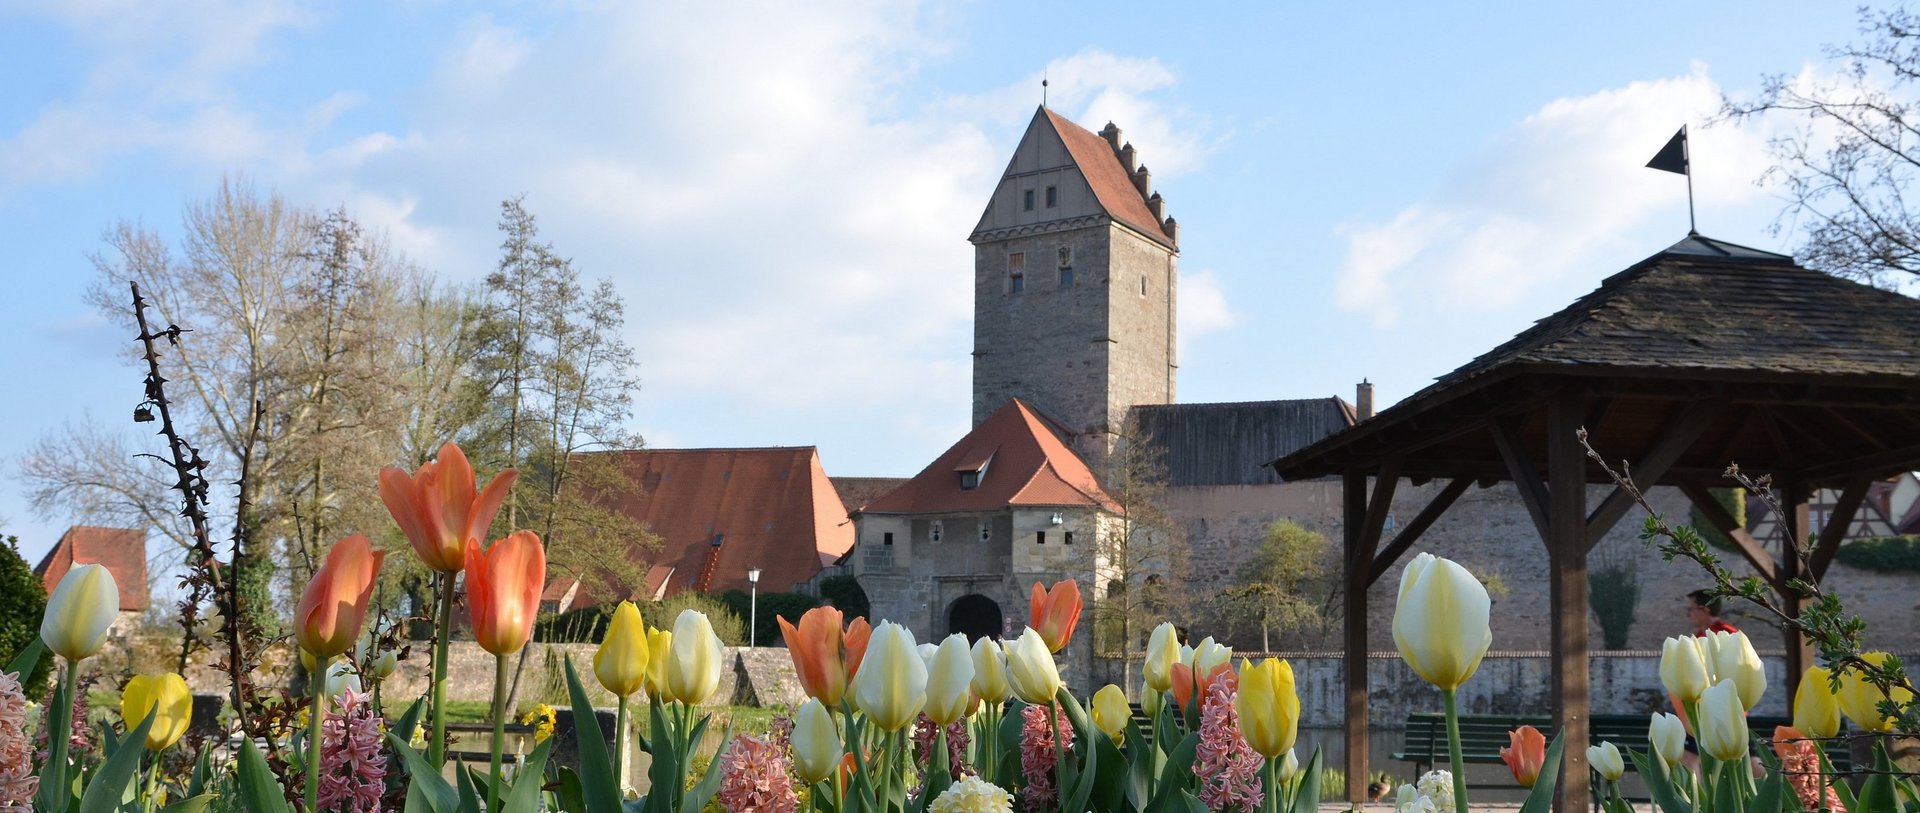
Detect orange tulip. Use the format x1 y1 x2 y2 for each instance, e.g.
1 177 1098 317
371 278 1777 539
1500 725 1547 787
295 535 386 659
845 616 873 680
464 531 546 656
379 442 517 572
780 606 868 708
1169 661 1235 712
1029 579 1082 653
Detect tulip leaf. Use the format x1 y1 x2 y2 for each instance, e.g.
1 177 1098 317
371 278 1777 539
392 695 428 746
1626 746 1690 813
384 730 460 813
1713 760 1743 813
235 737 295 813
1749 764 1784 813
679 736 727 813
564 656 625 813
1090 728 1127 812
553 765 587 813
1145 732 1199 812
500 735 555 813
77 707 153 813
4 638 41 677
36 668 73 813
1856 741 1897 813
1177 788 1210 813
1514 731 1568 813
157 793 216 813
1123 719 1151 809
187 744 212 798
456 758 484 813
1289 747 1324 813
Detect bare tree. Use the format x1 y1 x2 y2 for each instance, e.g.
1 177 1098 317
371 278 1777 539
1089 418 1189 684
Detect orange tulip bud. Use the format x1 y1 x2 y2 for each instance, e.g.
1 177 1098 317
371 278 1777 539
1500 725 1547 787
844 616 873 681
1169 661 1235 713
295 535 386 659
780 606 865 708
465 531 546 656
379 442 517 573
1029 579 1082 653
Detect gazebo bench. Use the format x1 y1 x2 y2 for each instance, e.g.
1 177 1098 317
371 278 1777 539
1394 712 1851 777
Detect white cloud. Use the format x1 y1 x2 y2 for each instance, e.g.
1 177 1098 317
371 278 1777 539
1332 65 1786 325
1178 268 1237 358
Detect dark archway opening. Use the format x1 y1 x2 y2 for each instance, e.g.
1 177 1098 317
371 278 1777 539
947 594 1002 642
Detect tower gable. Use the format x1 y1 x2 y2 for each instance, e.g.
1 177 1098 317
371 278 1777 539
970 107 1176 249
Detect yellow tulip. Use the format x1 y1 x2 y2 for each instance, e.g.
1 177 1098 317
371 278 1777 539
1236 658 1300 758
1703 630 1766 711
1648 712 1687 767
41 563 120 661
121 673 191 751
1091 684 1130 742
850 622 926 731
594 601 650 698
1391 553 1491 690
1793 666 1841 739
1005 628 1062 706
1659 636 1710 705
665 610 724 706
970 637 1011 704
923 634 976 726
1696 679 1749 761
1144 622 1180 693
790 698 842 784
1586 741 1625 781
644 626 673 700
1837 652 1913 732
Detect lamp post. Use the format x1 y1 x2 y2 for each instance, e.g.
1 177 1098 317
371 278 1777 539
747 567 762 648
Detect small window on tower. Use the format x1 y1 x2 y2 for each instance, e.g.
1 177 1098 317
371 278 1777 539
883 532 894 546
1045 186 1057 207
1140 274 1149 297
1064 531 1075 545
931 521 943 542
1009 253 1025 295
1023 189 1034 211
1058 246 1074 287
1036 531 1047 545
980 523 992 541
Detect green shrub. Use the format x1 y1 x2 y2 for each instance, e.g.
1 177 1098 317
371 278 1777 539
534 592 750 645
534 604 611 643
818 575 870 620
1833 535 1920 572
0 536 51 697
648 593 747 646
1688 488 1747 552
718 590 818 646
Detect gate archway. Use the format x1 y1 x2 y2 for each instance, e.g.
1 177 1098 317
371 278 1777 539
947 594 1002 642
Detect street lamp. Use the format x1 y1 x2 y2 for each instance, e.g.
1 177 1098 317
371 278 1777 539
747 567 762 648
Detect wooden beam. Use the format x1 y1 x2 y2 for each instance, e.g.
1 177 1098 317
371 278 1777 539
1341 472 1370 804
1778 477 1814 696
1490 415 1553 544
1678 482 1779 588
1757 408 1795 465
1359 458 1404 562
1820 406 1891 452
1767 407 1843 459
1369 477 1474 587
1547 390 1592 813
1797 442 1920 483
1707 405 1756 467
1585 401 1722 552
1810 478 1872 579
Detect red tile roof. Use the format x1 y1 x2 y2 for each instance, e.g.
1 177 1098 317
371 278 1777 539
828 477 911 513
1041 108 1176 249
33 526 149 611
859 399 1120 515
582 447 853 601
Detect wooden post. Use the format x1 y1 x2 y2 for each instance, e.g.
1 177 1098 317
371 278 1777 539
1343 471 1370 804
1778 476 1814 692
1548 392 1591 813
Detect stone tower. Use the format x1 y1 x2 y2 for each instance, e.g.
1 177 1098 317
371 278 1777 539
968 107 1180 464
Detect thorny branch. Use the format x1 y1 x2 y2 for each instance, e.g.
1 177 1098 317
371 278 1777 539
1578 427 1920 736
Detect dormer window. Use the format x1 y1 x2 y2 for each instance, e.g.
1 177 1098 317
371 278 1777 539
959 471 981 490
955 447 994 490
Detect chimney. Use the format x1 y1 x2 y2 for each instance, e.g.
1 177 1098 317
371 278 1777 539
1133 164 1151 198
1162 216 1178 245
1119 142 1137 173
1356 379 1375 421
1100 122 1123 153
1146 192 1164 221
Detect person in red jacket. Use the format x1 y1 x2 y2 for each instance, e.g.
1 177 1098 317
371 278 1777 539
1687 589 1739 637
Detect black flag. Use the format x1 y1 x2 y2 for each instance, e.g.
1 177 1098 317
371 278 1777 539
1647 127 1688 175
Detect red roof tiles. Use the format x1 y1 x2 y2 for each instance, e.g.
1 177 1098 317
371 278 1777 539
860 399 1120 515
1041 108 1176 249
33 526 149 611
582 447 853 602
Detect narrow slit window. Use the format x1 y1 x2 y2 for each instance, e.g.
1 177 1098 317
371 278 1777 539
1036 531 1047 545
1009 252 1025 295
1023 189 1034 211
883 532 894 546
1045 186 1057 207
1064 531 1074 545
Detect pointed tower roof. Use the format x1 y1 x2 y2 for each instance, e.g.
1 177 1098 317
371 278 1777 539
970 107 1176 250
860 398 1121 514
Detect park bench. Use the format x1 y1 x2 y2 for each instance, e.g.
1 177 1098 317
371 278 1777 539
1396 712 1852 778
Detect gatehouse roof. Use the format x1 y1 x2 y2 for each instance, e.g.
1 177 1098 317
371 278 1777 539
859 398 1120 515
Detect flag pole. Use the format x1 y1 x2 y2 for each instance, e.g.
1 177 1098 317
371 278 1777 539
1683 124 1697 234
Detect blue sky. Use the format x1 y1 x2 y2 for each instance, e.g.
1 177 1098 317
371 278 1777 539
0 1 1886 565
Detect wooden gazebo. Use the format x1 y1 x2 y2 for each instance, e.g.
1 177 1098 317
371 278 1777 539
1269 235 1920 811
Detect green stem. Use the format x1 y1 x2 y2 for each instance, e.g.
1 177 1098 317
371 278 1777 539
142 754 158 813
429 571 455 767
614 694 628 792
489 654 509 812
43 661 73 813
1263 755 1278 813
306 666 327 813
1441 689 1468 813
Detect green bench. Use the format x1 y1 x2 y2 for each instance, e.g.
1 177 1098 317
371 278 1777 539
1395 712 1852 777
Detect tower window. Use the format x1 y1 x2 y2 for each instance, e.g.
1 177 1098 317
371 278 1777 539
1036 531 1047 545
1140 274 1149 297
1045 186 1057 207
1023 189 1034 211
883 532 894 546
1058 246 1073 287
931 521 943 542
1009 252 1025 295
1064 531 1074 545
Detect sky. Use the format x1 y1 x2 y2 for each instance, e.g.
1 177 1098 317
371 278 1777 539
0 1 1898 565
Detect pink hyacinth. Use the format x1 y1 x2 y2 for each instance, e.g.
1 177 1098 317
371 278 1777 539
1194 678 1264 812
911 712 973 796
717 734 798 813
1776 735 1847 813
1018 703 1072 813
317 688 386 813
0 671 37 810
